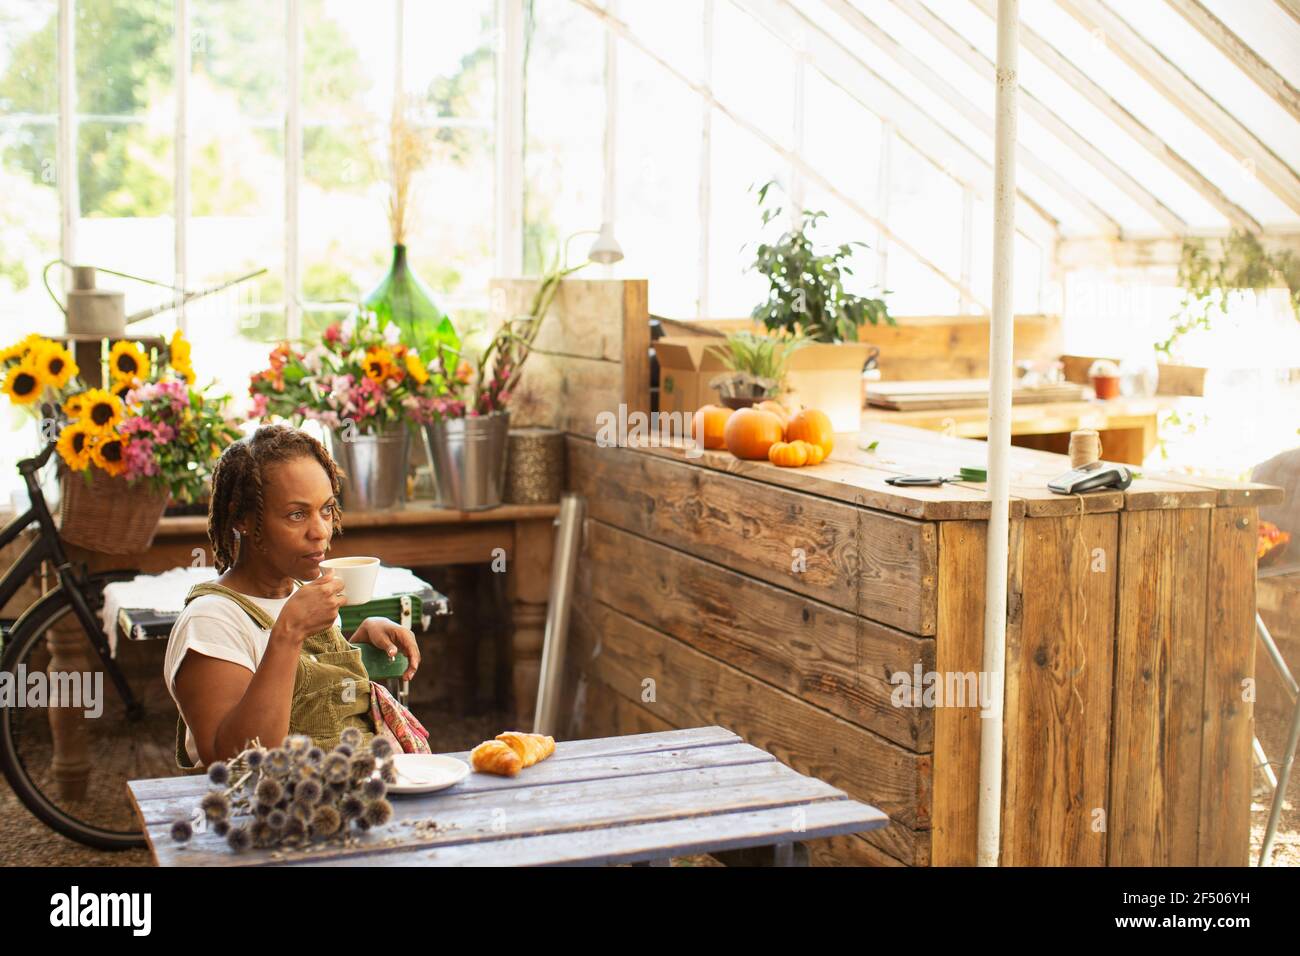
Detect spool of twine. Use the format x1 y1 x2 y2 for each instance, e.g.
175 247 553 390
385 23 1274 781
504 427 565 504
1069 429 1102 469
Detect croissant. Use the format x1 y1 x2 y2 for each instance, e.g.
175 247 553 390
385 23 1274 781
470 740 522 776
495 731 556 769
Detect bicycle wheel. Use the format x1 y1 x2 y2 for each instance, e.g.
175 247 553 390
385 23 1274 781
0 591 186 850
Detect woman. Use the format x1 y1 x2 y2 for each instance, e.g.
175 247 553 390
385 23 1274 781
164 424 421 768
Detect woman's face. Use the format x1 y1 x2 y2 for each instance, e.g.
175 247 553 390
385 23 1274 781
236 455 337 581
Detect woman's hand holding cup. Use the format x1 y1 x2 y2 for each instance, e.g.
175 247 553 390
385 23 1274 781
273 569 346 647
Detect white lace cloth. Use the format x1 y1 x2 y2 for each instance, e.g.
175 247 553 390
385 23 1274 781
99 564 439 656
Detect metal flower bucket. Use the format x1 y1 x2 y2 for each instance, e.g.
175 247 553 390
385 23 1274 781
422 412 510 511
328 424 411 511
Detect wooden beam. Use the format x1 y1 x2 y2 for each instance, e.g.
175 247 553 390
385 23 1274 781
571 0 993 312
1165 0 1300 125
1277 0 1300 29
895 0 1255 233
1056 230 1300 270
1056 0 1298 223
738 0 1061 248
821 0 1128 238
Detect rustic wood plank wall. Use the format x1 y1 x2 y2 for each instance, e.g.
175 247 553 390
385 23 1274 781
490 278 649 435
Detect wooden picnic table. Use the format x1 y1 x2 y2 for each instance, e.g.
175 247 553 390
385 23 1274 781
128 727 888 866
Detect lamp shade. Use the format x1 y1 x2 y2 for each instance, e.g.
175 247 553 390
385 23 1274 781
587 222 624 265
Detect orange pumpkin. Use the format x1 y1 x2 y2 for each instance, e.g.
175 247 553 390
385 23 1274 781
724 407 785 460
801 441 826 465
755 400 790 430
691 404 733 450
768 440 808 468
786 408 834 457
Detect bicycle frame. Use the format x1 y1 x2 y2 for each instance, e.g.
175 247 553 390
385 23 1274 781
0 441 141 713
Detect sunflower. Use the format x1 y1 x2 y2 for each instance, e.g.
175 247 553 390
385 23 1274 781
0 333 48 365
56 421 96 471
172 358 195 385
32 340 78 389
363 347 396 382
108 340 151 383
77 388 124 434
63 393 88 419
404 351 429 386
111 377 140 404
90 434 127 477
2 357 47 405
169 329 194 381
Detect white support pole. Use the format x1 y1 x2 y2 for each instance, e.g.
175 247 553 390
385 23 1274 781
175 0 190 332
696 0 714 318
495 0 525 277
601 0 619 277
961 186 973 315
395 0 404 104
978 0 1018 869
285 0 302 340
57 0 77 276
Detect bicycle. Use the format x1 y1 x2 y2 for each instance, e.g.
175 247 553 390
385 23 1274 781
0 440 181 850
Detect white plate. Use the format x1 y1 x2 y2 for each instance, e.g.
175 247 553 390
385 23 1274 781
385 754 470 794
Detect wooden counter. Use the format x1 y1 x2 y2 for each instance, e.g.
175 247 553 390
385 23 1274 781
563 423 1282 867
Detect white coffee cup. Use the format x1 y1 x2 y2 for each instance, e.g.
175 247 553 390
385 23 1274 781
319 556 381 605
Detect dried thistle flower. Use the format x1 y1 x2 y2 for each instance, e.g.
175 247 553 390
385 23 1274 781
311 804 342 838
340 794 364 819
340 727 363 748
286 734 311 755
207 761 230 786
200 791 230 821
267 809 287 831
255 777 284 805
252 820 274 846
266 749 291 775
370 736 394 760
334 743 355 758
322 754 349 784
350 752 376 781
254 801 273 818
363 798 393 828
362 777 386 800
306 746 325 765
212 819 230 838
290 800 313 823
297 778 323 805
283 817 307 841
355 817 372 832
170 818 193 843
226 825 252 852
381 763 397 784
245 748 266 770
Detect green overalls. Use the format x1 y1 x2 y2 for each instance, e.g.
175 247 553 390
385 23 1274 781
174 580 375 770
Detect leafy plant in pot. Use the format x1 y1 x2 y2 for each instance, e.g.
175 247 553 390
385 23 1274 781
708 331 808 410
748 180 893 344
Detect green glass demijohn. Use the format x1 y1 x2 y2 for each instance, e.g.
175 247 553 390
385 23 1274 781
363 244 460 357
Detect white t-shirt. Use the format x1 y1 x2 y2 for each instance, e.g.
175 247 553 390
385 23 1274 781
163 584 342 767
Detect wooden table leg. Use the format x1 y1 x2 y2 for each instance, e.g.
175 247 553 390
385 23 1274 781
509 518 555 728
45 614 93 802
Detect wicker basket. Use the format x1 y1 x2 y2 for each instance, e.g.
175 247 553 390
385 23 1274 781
58 465 169 555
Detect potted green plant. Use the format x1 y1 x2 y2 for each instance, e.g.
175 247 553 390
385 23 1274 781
748 180 892 343
707 331 808 409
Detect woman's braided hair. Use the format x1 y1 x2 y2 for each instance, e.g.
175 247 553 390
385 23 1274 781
207 424 345 573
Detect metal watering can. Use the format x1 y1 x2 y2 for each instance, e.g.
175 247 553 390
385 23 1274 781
43 260 266 336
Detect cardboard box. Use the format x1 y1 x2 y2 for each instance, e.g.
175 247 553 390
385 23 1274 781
655 334 873 432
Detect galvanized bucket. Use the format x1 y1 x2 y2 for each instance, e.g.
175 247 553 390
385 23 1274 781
329 424 411 511
422 412 510 511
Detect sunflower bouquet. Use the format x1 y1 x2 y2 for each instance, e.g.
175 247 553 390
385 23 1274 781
248 307 466 434
0 331 238 504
